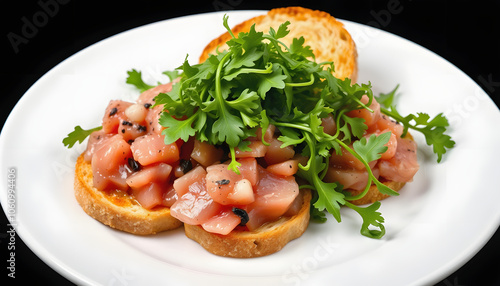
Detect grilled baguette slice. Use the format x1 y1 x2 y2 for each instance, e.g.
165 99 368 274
74 154 182 235
199 6 358 81
184 189 312 258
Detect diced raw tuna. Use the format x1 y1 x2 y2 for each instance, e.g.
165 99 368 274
205 159 258 205
170 176 223 225
233 141 268 158
190 139 224 167
162 185 178 207
84 129 113 162
321 113 337 136
378 137 419 182
245 167 299 231
346 95 381 127
102 100 133 134
173 166 207 197
330 143 377 170
131 182 164 209
367 114 404 138
91 134 132 192
126 163 172 189
118 121 148 143
264 138 295 165
324 166 380 192
136 82 173 106
144 104 164 134
251 124 276 144
130 133 180 166
201 208 242 235
266 160 299 176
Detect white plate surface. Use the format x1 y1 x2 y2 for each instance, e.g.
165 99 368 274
1 10 500 286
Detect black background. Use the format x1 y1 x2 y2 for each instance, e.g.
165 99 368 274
1 0 499 285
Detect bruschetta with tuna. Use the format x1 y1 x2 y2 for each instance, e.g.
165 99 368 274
73 82 183 235
63 7 454 257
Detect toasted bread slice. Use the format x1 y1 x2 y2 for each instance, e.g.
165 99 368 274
199 7 358 81
74 154 182 235
184 189 312 258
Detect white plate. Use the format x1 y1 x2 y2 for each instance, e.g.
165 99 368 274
1 10 499 286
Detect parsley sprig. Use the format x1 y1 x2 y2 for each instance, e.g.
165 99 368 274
377 85 456 162
62 125 102 148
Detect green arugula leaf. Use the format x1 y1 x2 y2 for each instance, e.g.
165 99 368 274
240 25 264 52
255 65 287 98
378 86 455 162
353 132 390 163
381 106 455 162
212 111 245 147
225 89 261 115
342 115 367 139
289 37 315 59
126 69 154 92
345 201 386 239
224 47 263 73
159 112 197 144
297 153 345 222
62 125 102 148
163 70 181 82
377 84 398 108
277 130 304 148
268 20 290 39
310 207 327 223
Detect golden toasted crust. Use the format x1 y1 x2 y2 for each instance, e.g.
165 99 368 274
347 180 406 205
199 7 358 81
184 189 312 258
74 154 182 235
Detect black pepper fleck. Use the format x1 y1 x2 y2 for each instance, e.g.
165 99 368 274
215 179 230 185
109 107 118 116
128 158 141 172
144 103 152 108
122 120 133 126
232 207 249 226
137 125 147 132
179 159 193 174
